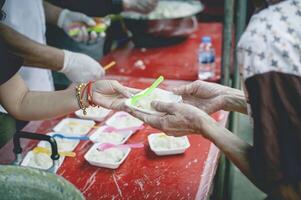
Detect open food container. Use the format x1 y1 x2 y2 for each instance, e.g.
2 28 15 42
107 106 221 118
53 118 95 136
125 88 182 116
75 106 111 122
89 126 133 144
38 132 80 152
148 133 190 156
84 143 131 169
105 111 143 129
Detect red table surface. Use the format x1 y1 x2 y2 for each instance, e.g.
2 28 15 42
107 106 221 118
101 23 222 82
0 76 227 200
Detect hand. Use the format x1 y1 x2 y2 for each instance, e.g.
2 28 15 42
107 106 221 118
57 9 99 43
91 80 139 110
123 0 158 14
126 101 216 137
60 50 105 83
173 80 247 114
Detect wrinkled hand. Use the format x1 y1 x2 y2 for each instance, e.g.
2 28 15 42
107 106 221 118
126 101 216 137
173 80 241 114
123 0 158 14
57 9 99 43
92 80 139 110
60 50 105 83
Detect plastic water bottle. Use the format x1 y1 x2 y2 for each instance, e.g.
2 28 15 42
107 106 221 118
197 36 216 80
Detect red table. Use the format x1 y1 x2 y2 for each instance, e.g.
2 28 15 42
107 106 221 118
0 76 227 200
101 23 222 82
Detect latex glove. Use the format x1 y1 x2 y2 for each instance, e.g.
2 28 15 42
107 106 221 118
123 0 158 14
57 9 99 43
91 80 139 110
126 101 216 137
173 80 247 114
60 50 105 83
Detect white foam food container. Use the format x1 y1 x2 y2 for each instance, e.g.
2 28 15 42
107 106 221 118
21 151 65 173
84 143 131 169
37 132 80 152
89 126 133 144
75 106 111 122
148 133 190 156
105 111 143 129
53 118 95 136
125 88 182 116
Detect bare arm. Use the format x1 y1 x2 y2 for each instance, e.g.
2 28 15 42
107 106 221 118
0 23 64 71
43 1 62 25
0 73 78 121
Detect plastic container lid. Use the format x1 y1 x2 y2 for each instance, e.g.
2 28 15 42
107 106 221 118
201 36 211 43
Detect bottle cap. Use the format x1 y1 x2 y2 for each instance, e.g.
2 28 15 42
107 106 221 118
201 36 211 43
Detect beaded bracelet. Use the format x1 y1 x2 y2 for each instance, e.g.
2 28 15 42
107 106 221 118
76 83 88 115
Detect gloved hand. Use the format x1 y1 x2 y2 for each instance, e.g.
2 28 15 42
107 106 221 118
57 9 99 43
123 0 158 14
60 50 105 83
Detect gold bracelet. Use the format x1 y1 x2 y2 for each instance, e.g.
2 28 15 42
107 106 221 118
75 83 88 115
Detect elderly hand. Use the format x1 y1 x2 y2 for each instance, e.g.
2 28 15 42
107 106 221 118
123 0 158 14
91 80 139 110
126 101 217 137
60 50 105 83
173 80 247 114
57 9 99 43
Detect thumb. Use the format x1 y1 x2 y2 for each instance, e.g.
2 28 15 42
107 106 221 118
111 81 133 98
79 14 96 26
172 84 190 95
151 101 175 114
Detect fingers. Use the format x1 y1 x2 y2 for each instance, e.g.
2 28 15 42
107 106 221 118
111 81 133 98
79 14 96 26
173 82 195 96
151 101 176 114
126 108 161 127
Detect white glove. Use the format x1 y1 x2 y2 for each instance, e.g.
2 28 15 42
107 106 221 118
60 50 105 83
57 9 99 43
123 0 158 14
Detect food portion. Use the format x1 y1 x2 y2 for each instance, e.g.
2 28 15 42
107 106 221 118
151 134 187 150
106 112 143 129
53 118 95 135
122 1 202 20
90 132 125 144
21 151 63 170
86 147 125 164
126 88 182 115
38 133 79 152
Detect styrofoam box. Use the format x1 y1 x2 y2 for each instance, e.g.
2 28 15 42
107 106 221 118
125 88 182 116
21 151 65 173
75 106 111 122
53 118 95 136
148 133 190 156
106 111 143 129
89 126 133 144
38 132 80 152
84 144 131 169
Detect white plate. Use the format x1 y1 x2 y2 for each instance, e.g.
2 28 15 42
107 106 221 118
89 126 133 144
84 144 131 169
125 88 182 116
75 106 111 122
53 118 95 136
38 132 80 152
21 151 65 173
106 111 143 129
148 133 190 156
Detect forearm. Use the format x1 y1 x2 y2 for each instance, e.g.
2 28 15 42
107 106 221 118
0 74 79 121
43 1 62 25
0 23 64 71
224 89 248 114
200 121 256 186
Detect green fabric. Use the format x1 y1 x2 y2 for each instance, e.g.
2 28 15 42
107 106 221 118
0 113 16 148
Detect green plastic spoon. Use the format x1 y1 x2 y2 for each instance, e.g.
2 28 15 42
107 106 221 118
131 76 164 105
